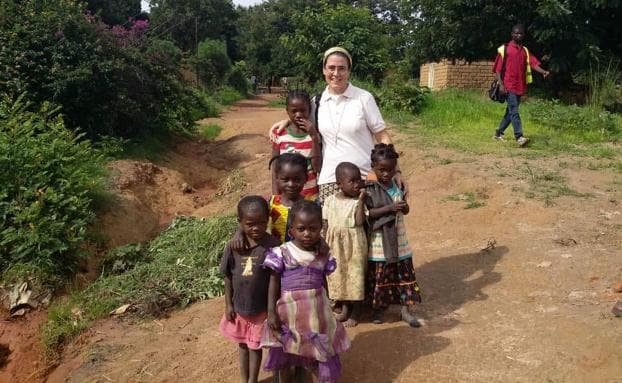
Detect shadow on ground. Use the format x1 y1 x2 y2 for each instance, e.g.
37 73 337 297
340 246 507 382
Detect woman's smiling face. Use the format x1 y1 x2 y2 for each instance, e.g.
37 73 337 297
323 54 350 94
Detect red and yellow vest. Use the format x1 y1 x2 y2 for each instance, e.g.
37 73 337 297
498 45 533 84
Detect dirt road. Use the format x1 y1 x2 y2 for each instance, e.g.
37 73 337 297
9 93 622 382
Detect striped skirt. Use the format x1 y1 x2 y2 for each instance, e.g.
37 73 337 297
262 287 350 383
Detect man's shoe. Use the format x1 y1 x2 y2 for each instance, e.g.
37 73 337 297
517 136 530 147
493 134 505 141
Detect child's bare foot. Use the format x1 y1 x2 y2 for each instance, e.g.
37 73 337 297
400 306 421 328
372 309 384 324
343 317 358 327
333 301 349 322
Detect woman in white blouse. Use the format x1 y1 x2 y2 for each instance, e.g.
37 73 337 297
271 46 406 202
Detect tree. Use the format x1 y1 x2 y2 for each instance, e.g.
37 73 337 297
149 0 239 58
191 39 232 89
86 0 142 25
281 2 390 83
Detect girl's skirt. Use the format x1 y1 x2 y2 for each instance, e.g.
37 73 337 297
367 257 422 310
219 311 267 350
262 287 350 383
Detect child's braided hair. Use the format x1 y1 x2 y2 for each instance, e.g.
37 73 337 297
370 143 399 165
268 152 308 179
286 89 311 111
290 199 322 223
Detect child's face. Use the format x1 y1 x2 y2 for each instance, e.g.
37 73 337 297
289 211 322 250
286 98 310 129
239 208 268 242
277 163 307 200
372 158 397 187
336 168 363 198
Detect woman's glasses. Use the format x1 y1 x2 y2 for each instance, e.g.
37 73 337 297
325 65 349 74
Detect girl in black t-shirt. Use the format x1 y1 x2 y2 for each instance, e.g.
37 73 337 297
219 196 280 383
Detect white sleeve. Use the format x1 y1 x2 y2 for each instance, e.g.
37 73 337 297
362 92 385 134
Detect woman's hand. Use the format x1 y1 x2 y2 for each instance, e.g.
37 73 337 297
268 119 290 142
225 304 236 322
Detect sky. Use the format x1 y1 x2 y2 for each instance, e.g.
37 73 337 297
141 0 265 11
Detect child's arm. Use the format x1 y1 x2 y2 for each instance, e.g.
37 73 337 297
223 275 235 321
299 118 323 173
368 201 407 218
271 147 280 195
230 229 249 252
355 189 367 226
267 271 281 331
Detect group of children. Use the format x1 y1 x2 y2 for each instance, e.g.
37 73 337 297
219 90 422 383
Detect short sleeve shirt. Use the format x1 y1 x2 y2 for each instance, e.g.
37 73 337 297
492 41 541 96
219 235 281 316
269 124 319 199
315 84 385 184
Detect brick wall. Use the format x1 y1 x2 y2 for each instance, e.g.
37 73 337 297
420 59 494 91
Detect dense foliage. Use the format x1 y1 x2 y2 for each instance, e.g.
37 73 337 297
0 0 194 138
86 0 143 25
149 0 239 57
281 3 389 83
406 0 622 85
0 96 106 280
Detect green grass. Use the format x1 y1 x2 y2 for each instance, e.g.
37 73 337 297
196 123 223 140
443 191 487 209
215 86 244 106
409 89 622 158
267 97 286 108
42 215 238 360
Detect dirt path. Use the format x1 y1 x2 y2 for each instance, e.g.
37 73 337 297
11 93 622 382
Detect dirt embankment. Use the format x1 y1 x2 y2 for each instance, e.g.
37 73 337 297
3 92 622 383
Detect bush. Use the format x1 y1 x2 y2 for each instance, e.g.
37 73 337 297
0 95 106 281
42 215 238 357
191 39 232 90
227 62 249 96
188 88 221 121
0 0 194 138
378 81 429 114
527 99 622 139
216 86 244 106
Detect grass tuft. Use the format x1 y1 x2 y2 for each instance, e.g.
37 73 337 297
42 215 238 360
196 123 223 141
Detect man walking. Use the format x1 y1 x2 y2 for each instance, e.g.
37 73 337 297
493 24 550 147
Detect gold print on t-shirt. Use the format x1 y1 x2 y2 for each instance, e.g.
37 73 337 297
241 256 254 276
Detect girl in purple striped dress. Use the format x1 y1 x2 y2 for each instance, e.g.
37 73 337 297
262 200 350 383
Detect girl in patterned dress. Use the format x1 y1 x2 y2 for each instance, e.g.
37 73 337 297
267 153 308 243
262 200 350 383
365 143 422 327
323 162 367 327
